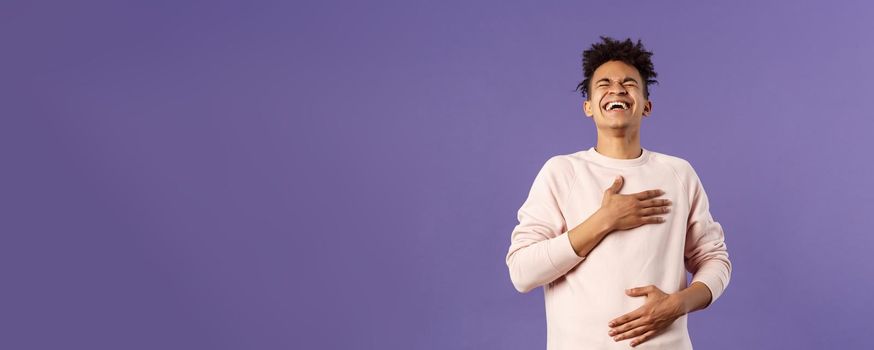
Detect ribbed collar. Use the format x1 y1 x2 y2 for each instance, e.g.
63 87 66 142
583 146 652 168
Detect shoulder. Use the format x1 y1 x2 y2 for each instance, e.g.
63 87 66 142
649 150 695 173
543 153 576 172
647 150 703 199
535 152 579 186
648 149 701 181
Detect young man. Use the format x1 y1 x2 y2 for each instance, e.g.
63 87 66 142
505 37 731 349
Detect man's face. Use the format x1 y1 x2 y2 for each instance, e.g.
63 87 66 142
583 60 652 132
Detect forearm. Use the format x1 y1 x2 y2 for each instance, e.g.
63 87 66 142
676 281 713 314
567 209 614 257
506 231 586 293
506 209 611 293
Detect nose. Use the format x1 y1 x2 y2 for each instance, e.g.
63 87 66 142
607 81 627 95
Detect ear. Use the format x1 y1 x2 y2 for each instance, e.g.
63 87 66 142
642 100 653 117
584 100 594 117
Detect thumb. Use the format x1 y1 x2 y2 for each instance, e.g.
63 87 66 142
607 175 624 194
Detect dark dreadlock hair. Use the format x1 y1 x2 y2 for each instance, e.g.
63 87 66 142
574 36 658 100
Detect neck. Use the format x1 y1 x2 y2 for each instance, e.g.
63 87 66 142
594 130 642 159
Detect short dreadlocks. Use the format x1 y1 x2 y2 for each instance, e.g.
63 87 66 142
575 36 658 100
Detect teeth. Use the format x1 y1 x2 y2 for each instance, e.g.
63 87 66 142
605 101 629 110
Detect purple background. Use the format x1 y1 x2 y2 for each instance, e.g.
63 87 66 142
3 0 872 349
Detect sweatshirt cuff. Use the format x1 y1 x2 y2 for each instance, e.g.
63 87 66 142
546 231 586 273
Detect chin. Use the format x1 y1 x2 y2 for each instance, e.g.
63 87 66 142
598 117 627 126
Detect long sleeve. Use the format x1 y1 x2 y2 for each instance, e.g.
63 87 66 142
506 156 585 293
683 166 732 306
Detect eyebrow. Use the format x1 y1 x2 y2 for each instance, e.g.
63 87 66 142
595 77 639 84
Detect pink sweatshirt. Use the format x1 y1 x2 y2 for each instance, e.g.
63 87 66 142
506 146 731 349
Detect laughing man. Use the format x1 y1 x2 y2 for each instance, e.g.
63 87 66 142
506 36 732 349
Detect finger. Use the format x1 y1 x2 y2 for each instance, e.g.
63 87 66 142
639 198 672 208
613 324 650 342
609 308 643 327
639 206 670 216
609 316 648 338
606 175 624 194
640 215 666 224
631 329 657 347
626 285 655 297
633 189 665 200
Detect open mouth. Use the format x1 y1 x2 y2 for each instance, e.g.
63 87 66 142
602 100 630 111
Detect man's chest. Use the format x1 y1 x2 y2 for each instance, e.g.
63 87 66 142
559 166 690 231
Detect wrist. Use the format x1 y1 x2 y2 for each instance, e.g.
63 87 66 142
669 292 691 316
593 208 616 234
